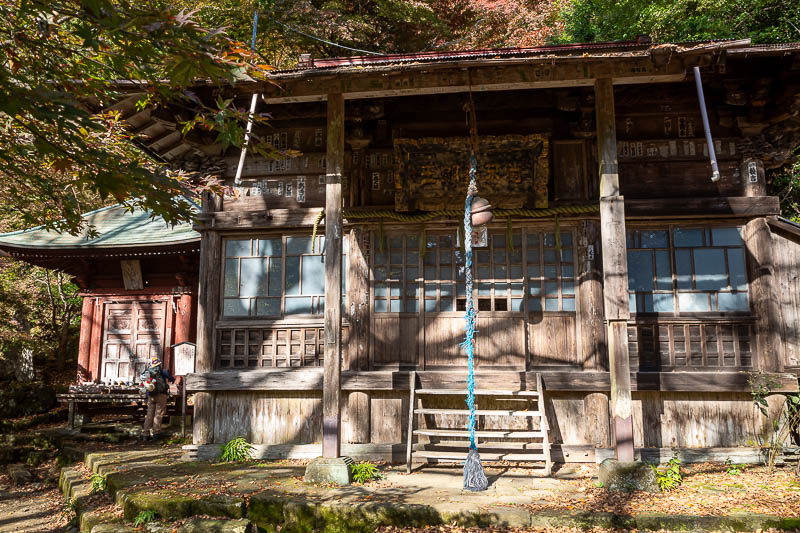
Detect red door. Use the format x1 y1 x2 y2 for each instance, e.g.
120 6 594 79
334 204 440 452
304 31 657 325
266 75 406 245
100 300 167 382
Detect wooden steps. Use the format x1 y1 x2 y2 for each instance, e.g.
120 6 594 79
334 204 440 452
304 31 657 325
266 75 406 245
406 371 551 476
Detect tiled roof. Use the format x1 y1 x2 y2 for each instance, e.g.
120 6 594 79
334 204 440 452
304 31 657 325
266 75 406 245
0 204 199 251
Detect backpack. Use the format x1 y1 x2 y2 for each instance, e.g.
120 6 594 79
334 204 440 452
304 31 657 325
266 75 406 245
148 368 168 394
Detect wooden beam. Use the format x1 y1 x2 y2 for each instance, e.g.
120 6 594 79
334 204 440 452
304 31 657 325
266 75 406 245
184 370 800 393
193 192 222 445
625 196 780 218
258 56 686 104
77 297 94 382
745 218 784 372
323 92 345 458
595 77 634 463
577 220 606 370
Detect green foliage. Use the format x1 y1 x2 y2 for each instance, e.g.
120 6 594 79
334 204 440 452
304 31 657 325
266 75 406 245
89 473 107 494
219 436 254 463
60 497 80 526
725 458 744 476
554 0 800 45
749 373 800 470
350 461 383 484
650 457 682 491
769 152 800 221
132 510 158 526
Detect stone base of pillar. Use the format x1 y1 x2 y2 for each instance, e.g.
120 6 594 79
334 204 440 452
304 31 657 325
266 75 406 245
304 456 354 485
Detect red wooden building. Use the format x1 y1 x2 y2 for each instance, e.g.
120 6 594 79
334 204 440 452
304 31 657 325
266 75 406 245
0 205 200 382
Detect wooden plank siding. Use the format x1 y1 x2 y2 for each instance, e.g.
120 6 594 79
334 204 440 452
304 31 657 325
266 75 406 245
773 231 800 369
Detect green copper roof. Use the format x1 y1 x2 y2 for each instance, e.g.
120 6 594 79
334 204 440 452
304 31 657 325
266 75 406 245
0 204 199 250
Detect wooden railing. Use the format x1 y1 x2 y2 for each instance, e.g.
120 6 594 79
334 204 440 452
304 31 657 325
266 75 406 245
627 317 755 371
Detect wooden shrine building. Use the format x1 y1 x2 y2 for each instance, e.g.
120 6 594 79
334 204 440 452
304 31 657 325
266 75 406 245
182 38 800 464
0 205 200 382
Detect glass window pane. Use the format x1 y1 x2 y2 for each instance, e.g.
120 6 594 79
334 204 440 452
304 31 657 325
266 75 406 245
545 298 559 311
712 227 743 246
390 284 401 297
405 299 419 312
391 299 403 312
440 235 452 248
226 239 251 257
285 256 300 295
655 250 672 291
494 265 507 279
286 237 313 254
240 258 268 297
374 283 387 297
477 250 490 263
694 249 726 290
407 268 419 282
626 231 635 248
719 292 749 311
676 249 693 289
528 297 542 311
562 298 575 311
561 265 574 278
285 297 312 315
509 265 522 279
629 293 636 312
257 238 281 256
544 281 558 296
478 265 490 279
389 237 402 249
223 298 249 317
510 249 522 263
511 298 524 311
510 283 523 296
640 230 668 248
374 267 387 281
425 299 437 312
727 248 747 290
407 251 419 265
224 259 239 297
529 283 541 296
560 232 572 246
407 236 419 251
562 281 575 295
301 256 325 295
543 233 555 247
268 259 282 296
544 265 557 278
493 234 506 247
627 250 654 292
375 251 387 265
424 266 436 280
456 283 466 297
256 298 280 316
526 233 539 247
640 293 654 312
495 283 507 296
439 250 451 265
527 265 541 278
561 249 573 262
674 228 704 247
526 248 539 263
653 293 675 313
375 299 387 312
679 292 710 312
543 249 557 263
478 282 491 296
441 284 454 297
405 284 419 298
390 252 402 264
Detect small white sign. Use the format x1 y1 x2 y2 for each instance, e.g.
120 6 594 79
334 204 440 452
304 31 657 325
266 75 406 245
471 225 489 247
173 342 196 376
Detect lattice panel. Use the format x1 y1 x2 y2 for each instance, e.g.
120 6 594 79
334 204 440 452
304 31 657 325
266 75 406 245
217 327 325 369
628 321 754 370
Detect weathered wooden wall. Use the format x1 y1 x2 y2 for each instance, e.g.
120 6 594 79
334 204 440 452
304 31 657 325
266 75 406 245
773 231 800 369
206 390 777 450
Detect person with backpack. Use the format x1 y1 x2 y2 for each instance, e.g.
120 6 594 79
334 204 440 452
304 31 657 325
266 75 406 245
140 356 175 441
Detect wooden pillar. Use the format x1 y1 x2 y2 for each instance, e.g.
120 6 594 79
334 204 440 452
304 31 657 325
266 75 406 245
742 158 766 197
88 298 103 382
173 292 194 386
595 78 634 462
577 220 606 370
76 297 94 382
323 92 344 458
745 218 784 372
193 193 222 445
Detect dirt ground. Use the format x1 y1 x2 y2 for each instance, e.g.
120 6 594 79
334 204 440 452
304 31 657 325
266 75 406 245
0 471 67 533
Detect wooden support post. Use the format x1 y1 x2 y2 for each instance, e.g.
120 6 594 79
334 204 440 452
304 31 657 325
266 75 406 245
577 220 606 370
745 218 784 372
348 227 370 371
77 297 94 382
323 92 345 459
193 192 222 445
595 78 634 463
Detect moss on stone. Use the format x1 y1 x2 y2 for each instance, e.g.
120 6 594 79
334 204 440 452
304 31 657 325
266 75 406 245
119 489 245 521
79 510 121 533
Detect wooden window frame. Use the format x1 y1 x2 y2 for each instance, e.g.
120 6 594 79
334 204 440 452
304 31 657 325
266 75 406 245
626 224 751 317
219 233 347 322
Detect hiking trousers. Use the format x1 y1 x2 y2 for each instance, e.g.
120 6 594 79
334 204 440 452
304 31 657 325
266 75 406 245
143 393 167 436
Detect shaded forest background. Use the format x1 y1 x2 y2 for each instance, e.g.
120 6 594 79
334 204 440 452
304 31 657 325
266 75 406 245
1 0 799 384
